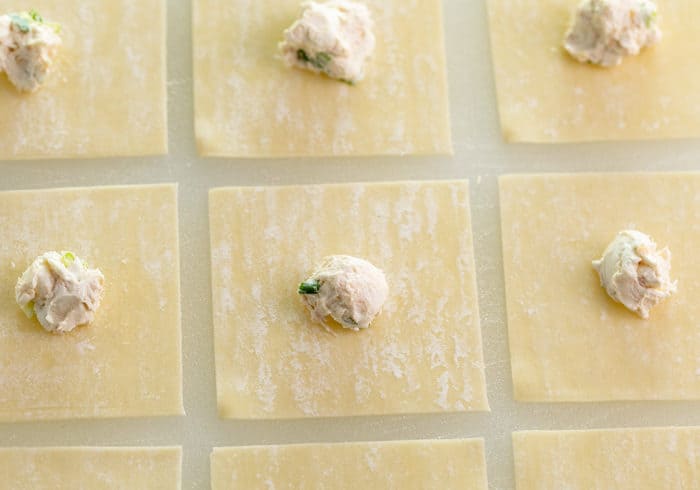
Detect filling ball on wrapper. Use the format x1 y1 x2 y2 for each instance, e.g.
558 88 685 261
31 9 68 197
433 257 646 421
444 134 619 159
298 255 388 330
15 251 104 333
279 1 375 84
564 0 661 67
592 230 677 319
0 10 62 92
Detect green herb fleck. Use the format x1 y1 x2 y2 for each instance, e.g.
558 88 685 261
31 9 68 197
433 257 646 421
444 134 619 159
645 10 657 28
10 13 30 33
297 49 333 71
314 52 332 69
20 300 35 318
297 49 312 64
61 252 76 267
342 316 358 326
29 10 43 22
298 279 321 295
8 11 60 34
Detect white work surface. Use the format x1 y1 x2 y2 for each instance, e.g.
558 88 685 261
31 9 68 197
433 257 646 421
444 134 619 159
1 1 700 489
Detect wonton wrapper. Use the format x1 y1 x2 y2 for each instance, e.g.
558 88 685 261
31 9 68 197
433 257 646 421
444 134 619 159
487 0 700 143
0 184 183 421
513 427 700 489
211 439 488 490
0 0 167 159
209 180 488 418
193 0 452 157
500 173 700 402
0 447 182 489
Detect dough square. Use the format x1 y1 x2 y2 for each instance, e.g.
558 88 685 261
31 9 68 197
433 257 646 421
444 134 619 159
500 173 700 402
0 0 167 159
193 0 452 158
513 427 700 489
0 447 182 489
211 439 488 489
209 180 488 418
0 184 183 421
487 0 700 143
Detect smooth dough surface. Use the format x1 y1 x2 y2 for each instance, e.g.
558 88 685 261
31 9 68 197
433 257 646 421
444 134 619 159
209 180 488 418
0 447 182 489
487 0 700 143
513 427 700 489
193 0 452 158
0 184 183 421
0 0 167 159
211 439 488 490
499 173 700 402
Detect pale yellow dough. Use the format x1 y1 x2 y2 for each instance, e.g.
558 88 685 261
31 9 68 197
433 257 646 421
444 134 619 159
209 181 488 418
0 0 167 159
487 0 700 142
513 427 700 489
0 184 183 421
193 0 452 157
211 439 488 490
499 173 700 402
0 447 182 489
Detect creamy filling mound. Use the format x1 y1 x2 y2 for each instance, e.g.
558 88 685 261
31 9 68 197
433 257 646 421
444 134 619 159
298 255 388 330
0 10 62 92
564 0 661 67
15 251 104 333
279 1 375 84
592 230 677 318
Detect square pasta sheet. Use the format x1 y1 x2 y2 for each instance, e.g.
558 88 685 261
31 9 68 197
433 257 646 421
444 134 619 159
211 439 488 490
193 0 452 157
209 180 488 418
0 0 167 159
0 447 182 490
487 0 700 142
0 184 183 421
513 427 700 490
499 173 700 402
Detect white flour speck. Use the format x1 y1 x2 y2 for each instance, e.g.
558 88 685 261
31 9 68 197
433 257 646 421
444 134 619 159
436 371 450 409
365 447 379 472
76 340 96 355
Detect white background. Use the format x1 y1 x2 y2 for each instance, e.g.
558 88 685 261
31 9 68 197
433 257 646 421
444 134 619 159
2 1 700 488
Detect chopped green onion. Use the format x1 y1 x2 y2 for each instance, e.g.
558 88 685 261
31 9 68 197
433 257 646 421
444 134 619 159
645 10 657 28
10 14 30 33
8 11 60 34
298 280 321 295
29 10 43 22
297 49 312 64
296 49 333 71
342 316 358 326
61 252 76 267
20 300 35 318
314 52 332 69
